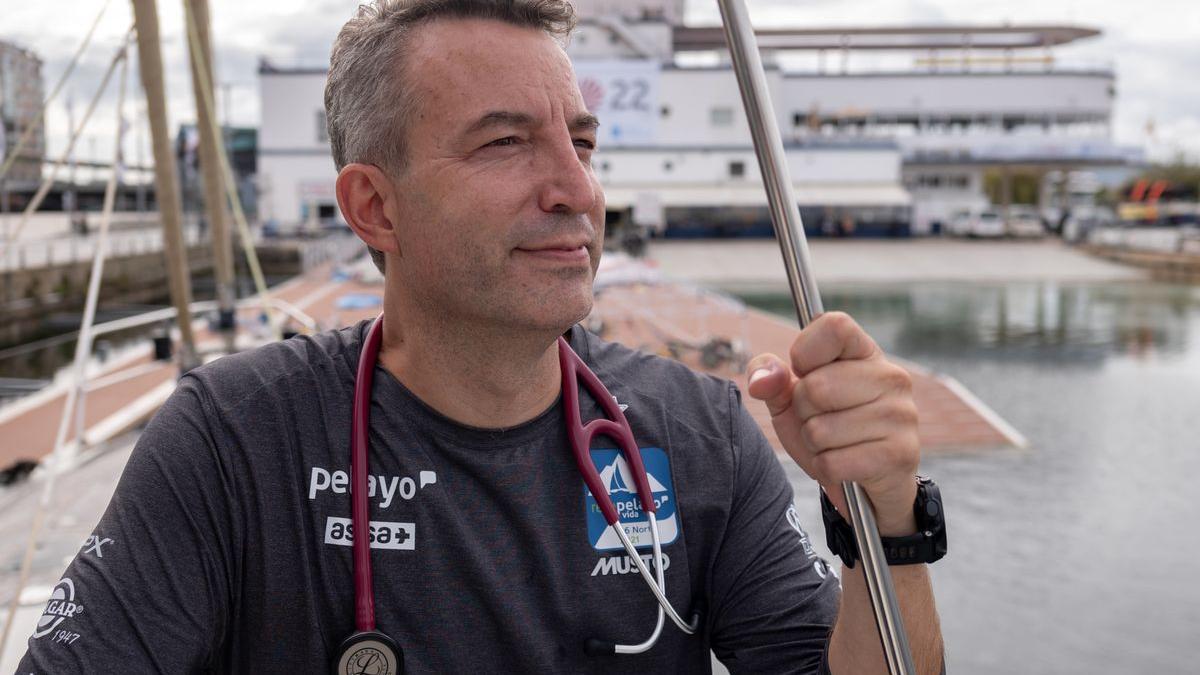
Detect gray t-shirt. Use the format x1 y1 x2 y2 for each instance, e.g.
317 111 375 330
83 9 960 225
19 322 839 673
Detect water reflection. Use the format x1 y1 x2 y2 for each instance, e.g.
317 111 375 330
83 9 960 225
744 281 1200 367
744 281 1200 674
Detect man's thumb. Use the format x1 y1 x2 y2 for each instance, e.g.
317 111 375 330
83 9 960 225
745 355 794 417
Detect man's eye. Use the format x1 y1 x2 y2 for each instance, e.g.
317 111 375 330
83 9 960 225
485 137 518 148
575 139 596 150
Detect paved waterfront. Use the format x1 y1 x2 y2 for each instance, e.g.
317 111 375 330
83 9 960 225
646 238 1147 289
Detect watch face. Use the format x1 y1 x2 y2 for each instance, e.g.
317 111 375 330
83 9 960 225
336 636 401 675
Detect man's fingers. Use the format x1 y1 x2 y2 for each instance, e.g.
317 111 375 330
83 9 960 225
792 359 912 420
789 311 880 377
810 440 911 494
796 400 917 457
746 354 796 417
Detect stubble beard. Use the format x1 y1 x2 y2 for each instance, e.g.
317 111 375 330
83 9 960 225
412 241 597 342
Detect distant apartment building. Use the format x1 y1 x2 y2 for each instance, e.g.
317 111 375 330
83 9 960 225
0 40 45 186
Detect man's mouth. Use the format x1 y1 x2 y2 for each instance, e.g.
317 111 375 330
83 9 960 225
514 244 591 263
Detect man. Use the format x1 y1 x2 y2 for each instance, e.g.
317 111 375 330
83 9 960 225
20 0 943 672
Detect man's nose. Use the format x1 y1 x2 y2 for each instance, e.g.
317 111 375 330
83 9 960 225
537 135 598 215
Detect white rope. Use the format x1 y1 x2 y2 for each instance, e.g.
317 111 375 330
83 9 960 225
0 41 132 658
1 27 135 251
182 0 282 339
0 0 113 182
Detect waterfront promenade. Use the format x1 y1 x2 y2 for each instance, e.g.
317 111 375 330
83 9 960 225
647 238 1147 290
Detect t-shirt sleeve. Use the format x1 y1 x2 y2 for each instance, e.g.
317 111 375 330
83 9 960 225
708 384 840 674
17 377 235 673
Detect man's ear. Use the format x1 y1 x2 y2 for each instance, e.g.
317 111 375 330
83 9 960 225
335 163 401 256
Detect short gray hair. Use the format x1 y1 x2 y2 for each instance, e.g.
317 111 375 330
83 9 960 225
324 0 578 273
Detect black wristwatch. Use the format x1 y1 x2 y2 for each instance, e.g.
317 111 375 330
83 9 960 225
821 476 947 568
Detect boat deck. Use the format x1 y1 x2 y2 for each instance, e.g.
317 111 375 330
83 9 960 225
591 280 1024 455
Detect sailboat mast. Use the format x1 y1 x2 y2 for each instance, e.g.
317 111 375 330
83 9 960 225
186 0 236 346
130 0 199 371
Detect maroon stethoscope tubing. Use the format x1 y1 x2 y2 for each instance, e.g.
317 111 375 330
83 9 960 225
351 314 386 632
557 335 657 526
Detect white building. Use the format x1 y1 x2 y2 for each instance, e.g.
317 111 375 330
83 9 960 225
258 3 1138 237
257 63 335 227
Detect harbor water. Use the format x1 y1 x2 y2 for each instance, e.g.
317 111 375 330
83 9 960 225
746 281 1200 674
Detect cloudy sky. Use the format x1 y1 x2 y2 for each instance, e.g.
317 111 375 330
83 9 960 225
3 0 1198 180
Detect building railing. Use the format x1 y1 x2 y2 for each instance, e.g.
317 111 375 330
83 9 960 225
1 224 205 273
775 58 1116 78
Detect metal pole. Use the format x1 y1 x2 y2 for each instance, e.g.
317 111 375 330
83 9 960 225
136 112 147 213
131 0 199 371
66 96 79 229
185 0 235 351
182 0 281 340
712 1 915 673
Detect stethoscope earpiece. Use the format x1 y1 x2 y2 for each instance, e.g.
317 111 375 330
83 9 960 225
334 630 403 675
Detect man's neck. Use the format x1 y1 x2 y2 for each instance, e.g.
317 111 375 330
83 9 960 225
376 290 564 430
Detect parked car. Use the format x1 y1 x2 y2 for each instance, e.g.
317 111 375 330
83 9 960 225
950 210 1006 238
1006 206 1046 238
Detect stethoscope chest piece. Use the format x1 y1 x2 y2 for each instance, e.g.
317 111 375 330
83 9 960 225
334 630 403 675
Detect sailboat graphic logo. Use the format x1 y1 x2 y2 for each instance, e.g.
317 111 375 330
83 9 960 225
584 448 679 551
599 455 668 497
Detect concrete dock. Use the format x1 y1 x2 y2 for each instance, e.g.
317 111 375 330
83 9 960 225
646 238 1148 291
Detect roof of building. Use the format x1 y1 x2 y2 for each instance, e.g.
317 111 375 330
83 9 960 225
258 57 326 75
674 24 1101 52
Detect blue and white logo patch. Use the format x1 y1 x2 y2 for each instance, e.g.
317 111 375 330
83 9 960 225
584 448 679 551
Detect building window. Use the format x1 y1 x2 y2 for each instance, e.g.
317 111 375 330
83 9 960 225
316 110 328 144
660 105 671 118
663 160 674 172
792 112 803 127
729 160 745 178
915 174 945 189
710 106 733 127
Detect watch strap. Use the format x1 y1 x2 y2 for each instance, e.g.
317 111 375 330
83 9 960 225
820 488 860 568
820 477 947 567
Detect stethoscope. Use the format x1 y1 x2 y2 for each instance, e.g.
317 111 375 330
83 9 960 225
334 314 700 674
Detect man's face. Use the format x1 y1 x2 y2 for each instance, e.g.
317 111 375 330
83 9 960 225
384 18 605 335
